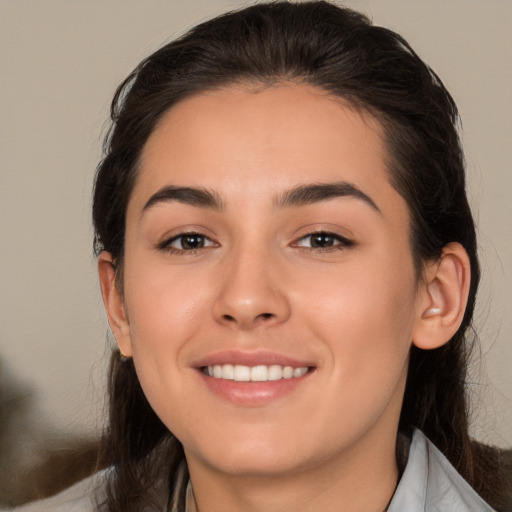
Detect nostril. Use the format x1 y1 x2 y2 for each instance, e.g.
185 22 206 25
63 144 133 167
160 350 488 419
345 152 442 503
222 314 236 322
258 313 274 320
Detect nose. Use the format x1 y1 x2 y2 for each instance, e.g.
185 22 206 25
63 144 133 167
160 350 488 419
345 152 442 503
213 247 291 330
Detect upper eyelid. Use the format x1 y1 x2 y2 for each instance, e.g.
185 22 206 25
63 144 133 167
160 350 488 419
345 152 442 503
294 230 353 242
159 230 216 250
168 230 212 241
301 230 349 238
159 227 215 242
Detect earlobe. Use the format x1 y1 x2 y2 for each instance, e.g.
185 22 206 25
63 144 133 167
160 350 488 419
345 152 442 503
413 242 471 350
98 252 133 358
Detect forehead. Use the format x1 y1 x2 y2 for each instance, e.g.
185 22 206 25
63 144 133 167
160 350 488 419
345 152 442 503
131 83 405 220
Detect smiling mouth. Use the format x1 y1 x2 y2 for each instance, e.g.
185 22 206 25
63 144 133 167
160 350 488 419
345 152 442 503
202 364 311 382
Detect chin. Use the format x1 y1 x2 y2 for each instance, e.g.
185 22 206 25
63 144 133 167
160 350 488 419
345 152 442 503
184 430 329 479
203 451 309 478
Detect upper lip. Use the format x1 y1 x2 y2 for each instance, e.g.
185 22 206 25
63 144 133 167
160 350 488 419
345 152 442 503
192 350 315 368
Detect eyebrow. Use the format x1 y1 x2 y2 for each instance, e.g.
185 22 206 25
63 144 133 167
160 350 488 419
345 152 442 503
142 186 224 214
141 181 380 215
274 182 380 213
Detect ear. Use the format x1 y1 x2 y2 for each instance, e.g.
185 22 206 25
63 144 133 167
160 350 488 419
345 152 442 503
412 242 471 350
98 252 133 358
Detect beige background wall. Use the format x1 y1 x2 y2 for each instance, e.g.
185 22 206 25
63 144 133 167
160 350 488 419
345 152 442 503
1 0 511 448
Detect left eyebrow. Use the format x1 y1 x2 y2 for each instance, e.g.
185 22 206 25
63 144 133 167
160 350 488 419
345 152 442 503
141 185 224 215
274 182 381 213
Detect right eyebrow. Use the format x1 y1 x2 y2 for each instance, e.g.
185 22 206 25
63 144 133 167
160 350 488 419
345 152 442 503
141 185 224 216
274 181 381 213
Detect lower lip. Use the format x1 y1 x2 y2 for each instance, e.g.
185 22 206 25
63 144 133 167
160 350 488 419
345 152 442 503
197 369 313 406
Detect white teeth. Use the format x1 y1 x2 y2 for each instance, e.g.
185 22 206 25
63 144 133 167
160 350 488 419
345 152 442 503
251 365 268 382
205 364 309 382
282 366 294 379
234 365 251 381
293 367 308 377
222 364 234 380
268 364 283 380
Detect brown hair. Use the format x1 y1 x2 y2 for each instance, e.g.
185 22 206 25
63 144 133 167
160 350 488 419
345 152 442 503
93 2 509 510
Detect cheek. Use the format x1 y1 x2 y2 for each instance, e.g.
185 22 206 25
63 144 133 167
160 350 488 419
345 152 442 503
124 257 212 344
128 287 205 366
120 257 214 410
121 266 212 429
294 254 417 372
303 254 416 316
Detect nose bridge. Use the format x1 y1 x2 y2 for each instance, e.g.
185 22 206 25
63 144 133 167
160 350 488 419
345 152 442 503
213 240 290 329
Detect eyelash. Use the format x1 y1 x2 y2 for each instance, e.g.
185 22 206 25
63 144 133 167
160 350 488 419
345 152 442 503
293 231 354 252
158 231 217 254
158 230 354 255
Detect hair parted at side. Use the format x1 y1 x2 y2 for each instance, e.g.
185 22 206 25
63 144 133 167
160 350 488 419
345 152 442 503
92 2 509 510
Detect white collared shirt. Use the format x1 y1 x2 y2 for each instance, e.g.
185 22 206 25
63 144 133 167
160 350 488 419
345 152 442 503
388 430 495 511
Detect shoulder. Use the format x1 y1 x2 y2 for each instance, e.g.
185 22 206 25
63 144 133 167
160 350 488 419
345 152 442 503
5 470 108 512
389 430 496 512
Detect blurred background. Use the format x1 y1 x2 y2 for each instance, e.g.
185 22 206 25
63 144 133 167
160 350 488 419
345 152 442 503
1 0 511 507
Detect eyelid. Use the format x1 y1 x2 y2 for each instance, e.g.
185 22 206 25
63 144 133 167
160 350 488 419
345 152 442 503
158 230 218 252
292 230 354 249
156 226 354 253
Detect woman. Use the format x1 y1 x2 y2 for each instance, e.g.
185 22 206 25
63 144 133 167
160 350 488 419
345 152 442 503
13 1 509 511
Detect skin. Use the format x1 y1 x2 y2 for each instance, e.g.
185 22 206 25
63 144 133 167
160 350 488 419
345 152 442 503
99 83 470 512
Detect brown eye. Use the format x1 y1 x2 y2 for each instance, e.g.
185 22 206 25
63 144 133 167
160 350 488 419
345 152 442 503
179 234 206 250
310 233 336 248
295 231 353 250
163 232 216 252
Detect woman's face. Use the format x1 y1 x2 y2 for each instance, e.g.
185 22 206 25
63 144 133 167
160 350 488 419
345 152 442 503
113 83 428 478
